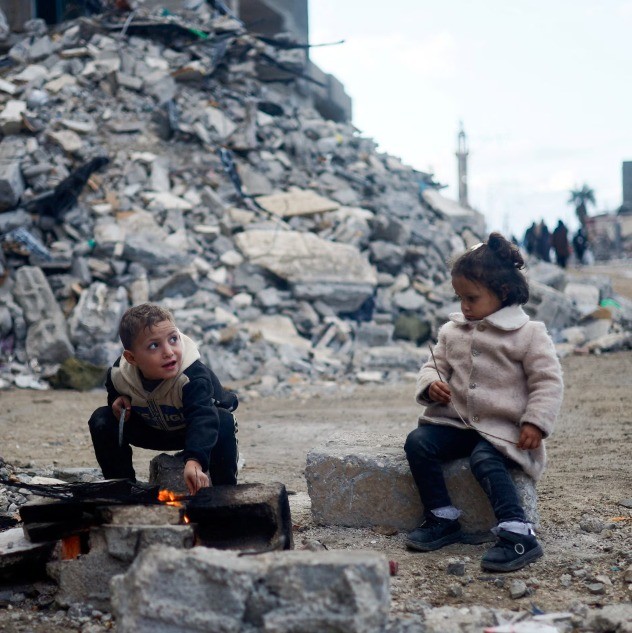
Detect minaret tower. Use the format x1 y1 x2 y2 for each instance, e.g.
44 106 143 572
456 122 469 208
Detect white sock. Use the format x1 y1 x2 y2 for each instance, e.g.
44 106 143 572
492 520 535 536
431 505 461 520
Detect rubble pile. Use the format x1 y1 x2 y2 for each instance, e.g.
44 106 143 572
0 7 629 397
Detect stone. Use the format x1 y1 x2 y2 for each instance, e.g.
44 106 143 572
527 261 567 291
245 315 311 350
47 357 107 391
369 241 406 274
235 229 377 312
393 314 431 345
0 100 26 135
0 161 24 210
0 209 31 235
49 522 193 611
509 579 528 599
0 527 55 580
47 129 83 153
353 343 422 373
149 452 188 495
306 431 539 533
255 189 340 217
579 514 605 533
111 547 390 633
13 266 73 364
524 281 579 331
586 604 632 632
564 282 601 316
205 106 237 139
422 189 486 234
68 282 128 346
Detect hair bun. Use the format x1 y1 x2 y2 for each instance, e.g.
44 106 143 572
487 232 525 269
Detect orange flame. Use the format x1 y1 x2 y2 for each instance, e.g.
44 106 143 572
158 489 184 507
183 514 190 524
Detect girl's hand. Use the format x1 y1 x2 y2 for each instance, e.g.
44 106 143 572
184 460 210 495
429 380 451 404
517 422 543 450
112 396 131 421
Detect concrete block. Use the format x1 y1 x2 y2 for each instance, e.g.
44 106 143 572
103 525 195 563
254 189 339 218
112 547 389 633
0 160 24 210
0 100 26 135
306 431 539 534
13 266 74 363
49 522 194 609
524 280 579 331
564 282 600 316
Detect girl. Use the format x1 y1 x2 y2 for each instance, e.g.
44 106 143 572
404 232 563 572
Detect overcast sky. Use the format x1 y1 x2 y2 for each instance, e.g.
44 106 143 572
308 0 631 239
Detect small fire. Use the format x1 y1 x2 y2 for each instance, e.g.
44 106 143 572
158 489 184 507
158 489 191 525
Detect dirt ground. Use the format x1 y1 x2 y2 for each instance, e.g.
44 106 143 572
0 263 631 628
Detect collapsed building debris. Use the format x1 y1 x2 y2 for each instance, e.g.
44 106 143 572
0 5 629 401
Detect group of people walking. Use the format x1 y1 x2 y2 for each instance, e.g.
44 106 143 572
523 220 589 268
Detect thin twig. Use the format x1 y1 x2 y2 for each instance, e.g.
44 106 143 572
427 344 518 446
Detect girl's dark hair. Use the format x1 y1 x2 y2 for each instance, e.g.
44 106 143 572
451 232 529 306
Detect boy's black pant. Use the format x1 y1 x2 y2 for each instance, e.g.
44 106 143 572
88 406 238 485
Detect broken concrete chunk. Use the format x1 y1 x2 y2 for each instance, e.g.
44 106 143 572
306 431 538 533
111 547 390 633
0 161 24 211
255 189 340 217
235 229 377 312
0 100 26 135
47 129 83 153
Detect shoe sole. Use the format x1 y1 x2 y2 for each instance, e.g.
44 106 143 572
480 544 544 572
405 530 463 552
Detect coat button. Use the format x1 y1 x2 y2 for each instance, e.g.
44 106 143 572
469 382 476 389
477 324 486 331
472 415 479 423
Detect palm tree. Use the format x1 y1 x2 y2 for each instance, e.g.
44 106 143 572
568 185 596 227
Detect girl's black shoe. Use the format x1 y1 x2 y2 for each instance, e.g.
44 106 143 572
481 529 543 572
405 515 462 552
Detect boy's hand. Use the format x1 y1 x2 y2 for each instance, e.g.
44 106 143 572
184 460 210 495
517 422 543 450
428 380 451 404
112 396 131 421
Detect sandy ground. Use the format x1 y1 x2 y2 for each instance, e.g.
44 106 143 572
0 350 631 619
0 263 631 628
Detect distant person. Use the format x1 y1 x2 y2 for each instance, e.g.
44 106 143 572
523 222 537 256
536 220 551 262
572 227 588 265
88 304 239 494
404 233 563 572
552 220 570 268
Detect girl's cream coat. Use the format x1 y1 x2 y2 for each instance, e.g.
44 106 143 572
416 305 563 480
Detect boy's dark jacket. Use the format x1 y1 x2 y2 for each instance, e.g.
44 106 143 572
105 333 237 471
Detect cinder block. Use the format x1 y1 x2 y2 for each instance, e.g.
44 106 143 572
112 547 389 633
306 432 538 535
49 523 194 609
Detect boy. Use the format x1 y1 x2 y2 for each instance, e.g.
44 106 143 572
88 303 238 495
